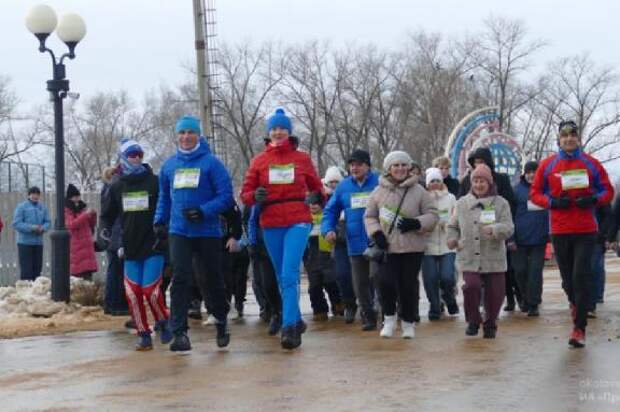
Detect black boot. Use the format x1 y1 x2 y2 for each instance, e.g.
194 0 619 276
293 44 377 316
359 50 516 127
466 323 479 336
216 320 230 348
527 305 540 317
483 326 497 339
187 299 203 320
170 332 192 352
268 313 282 336
361 310 377 331
281 325 301 350
344 301 357 324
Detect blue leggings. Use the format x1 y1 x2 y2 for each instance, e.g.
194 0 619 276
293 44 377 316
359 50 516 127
263 223 311 328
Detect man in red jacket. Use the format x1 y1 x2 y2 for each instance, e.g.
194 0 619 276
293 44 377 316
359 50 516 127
530 120 614 348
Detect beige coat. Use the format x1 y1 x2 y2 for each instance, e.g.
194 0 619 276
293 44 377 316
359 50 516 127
424 188 457 256
447 193 514 273
365 175 438 254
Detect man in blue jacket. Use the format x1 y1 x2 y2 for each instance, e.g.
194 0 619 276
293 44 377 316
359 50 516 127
322 150 380 331
511 161 549 317
12 186 51 281
154 115 234 352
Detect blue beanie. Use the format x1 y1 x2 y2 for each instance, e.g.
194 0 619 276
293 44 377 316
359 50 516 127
119 138 143 157
175 115 201 135
266 108 292 134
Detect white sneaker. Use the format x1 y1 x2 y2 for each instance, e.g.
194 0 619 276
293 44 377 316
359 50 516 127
202 314 217 326
380 315 396 338
401 321 415 339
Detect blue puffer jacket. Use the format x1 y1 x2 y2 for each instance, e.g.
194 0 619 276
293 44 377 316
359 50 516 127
513 177 549 246
321 172 379 256
12 200 51 245
154 138 233 238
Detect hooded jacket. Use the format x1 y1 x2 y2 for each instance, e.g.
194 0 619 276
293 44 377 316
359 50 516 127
513 176 549 246
240 137 324 228
424 187 457 256
101 164 164 260
458 147 516 214
447 193 514 273
364 175 438 254
154 138 234 238
321 171 380 256
65 201 97 275
530 147 614 235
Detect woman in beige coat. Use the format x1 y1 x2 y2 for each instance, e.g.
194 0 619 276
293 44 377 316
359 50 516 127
365 151 438 338
447 164 514 339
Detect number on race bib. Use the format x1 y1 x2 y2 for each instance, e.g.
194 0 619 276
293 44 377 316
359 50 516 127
351 192 370 209
173 168 201 189
268 164 295 185
560 169 589 190
122 191 149 212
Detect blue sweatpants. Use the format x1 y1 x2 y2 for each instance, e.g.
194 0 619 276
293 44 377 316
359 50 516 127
263 223 311 328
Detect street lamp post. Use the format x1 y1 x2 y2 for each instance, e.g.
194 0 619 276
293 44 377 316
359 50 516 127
26 5 86 302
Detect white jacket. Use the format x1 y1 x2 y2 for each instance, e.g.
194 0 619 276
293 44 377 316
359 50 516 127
424 188 456 256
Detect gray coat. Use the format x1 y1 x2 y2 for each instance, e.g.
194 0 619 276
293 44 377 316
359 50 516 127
447 193 514 273
365 175 438 254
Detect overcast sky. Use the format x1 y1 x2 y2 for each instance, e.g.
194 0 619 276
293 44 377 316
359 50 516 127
3 0 620 112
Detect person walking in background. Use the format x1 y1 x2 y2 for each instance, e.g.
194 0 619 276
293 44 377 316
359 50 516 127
241 108 324 350
587 203 613 318
511 161 548 317
422 167 459 320
13 186 50 281
432 156 460 197
364 151 438 339
101 139 172 351
65 184 98 281
322 150 380 331
448 164 514 339
154 115 234 352
530 120 614 348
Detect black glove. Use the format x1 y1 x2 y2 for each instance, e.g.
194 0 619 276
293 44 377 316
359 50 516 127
372 231 389 250
183 207 204 222
254 187 268 203
575 195 597 209
397 217 421 233
549 196 571 209
305 192 323 206
153 224 168 240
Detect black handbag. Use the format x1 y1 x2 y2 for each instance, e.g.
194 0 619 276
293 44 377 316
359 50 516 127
363 186 410 263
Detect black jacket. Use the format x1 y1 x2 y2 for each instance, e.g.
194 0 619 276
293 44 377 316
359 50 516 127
100 165 162 260
458 147 517 214
443 175 460 197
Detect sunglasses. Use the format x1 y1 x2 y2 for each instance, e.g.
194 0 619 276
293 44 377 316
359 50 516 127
126 151 143 158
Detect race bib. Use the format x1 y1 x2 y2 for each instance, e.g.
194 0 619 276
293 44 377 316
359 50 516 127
269 164 295 185
379 206 400 226
479 206 496 225
527 200 544 211
438 209 450 222
122 191 149 212
310 224 321 236
560 169 589 190
173 168 200 189
351 192 371 209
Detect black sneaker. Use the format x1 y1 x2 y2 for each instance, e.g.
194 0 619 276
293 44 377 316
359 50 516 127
428 312 441 321
466 323 479 336
446 302 460 315
503 302 515 312
170 332 192 352
268 314 281 336
296 319 307 334
344 306 356 324
518 301 529 313
259 308 271 323
215 321 230 348
361 312 377 331
527 305 540 317
280 325 301 350
483 327 497 339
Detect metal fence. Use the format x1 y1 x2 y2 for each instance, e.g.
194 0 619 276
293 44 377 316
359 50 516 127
0 161 46 193
0 192 106 286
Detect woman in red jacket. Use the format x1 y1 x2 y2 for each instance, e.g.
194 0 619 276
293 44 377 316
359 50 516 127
241 108 323 350
65 184 98 280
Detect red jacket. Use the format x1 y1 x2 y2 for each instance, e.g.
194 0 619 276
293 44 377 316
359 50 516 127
65 208 98 276
530 148 614 235
241 138 324 228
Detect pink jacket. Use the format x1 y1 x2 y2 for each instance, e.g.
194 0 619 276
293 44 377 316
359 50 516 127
65 208 98 276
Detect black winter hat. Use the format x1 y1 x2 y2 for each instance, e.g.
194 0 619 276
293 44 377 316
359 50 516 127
558 120 578 134
347 149 371 167
66 184 80 199
27 186 41 195
523 161 538 174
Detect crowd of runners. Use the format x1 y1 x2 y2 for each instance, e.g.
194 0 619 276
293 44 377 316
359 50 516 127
10 110 619 351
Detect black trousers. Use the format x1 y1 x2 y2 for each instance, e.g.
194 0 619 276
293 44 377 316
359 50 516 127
377 252 423 323
551 233 596 330
511 244 546 307
169 235 229 334
225 250 250 309
505 251 522 305
251 244 281 315
18 244 43 281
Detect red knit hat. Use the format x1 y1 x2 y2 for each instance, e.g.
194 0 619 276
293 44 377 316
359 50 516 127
471 164 494 185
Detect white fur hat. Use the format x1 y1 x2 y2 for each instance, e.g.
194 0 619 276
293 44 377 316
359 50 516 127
323 166 344 184
425 167 443 186
382 150 413 173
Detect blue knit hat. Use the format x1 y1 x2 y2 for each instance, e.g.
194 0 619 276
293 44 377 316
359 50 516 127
266 108 292 134
119 138 146 176
175 115 201 135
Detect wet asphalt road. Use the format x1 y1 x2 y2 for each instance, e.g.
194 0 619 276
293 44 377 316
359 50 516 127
1 261 620 411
